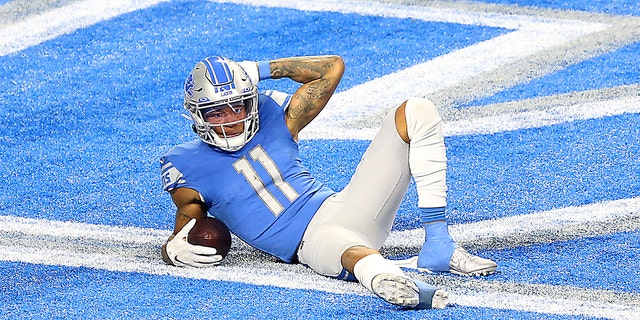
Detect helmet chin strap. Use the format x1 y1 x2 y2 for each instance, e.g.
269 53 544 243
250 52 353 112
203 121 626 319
213 132 247 152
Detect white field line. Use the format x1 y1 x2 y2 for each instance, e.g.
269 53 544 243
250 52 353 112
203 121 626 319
443 95 640 137
387 196 640 248
2 196 640 318
0 215 169 243
0 0 168 56
0 244 364 295
3 196 639 251
218 0 609 140
2 244 638 320
215 0 597 29
302 94 640 139
303 21 607 133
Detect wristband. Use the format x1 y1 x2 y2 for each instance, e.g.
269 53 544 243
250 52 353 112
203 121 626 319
258 61 271 80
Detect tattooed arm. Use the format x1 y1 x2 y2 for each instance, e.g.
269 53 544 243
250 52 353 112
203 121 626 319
266 55 345 140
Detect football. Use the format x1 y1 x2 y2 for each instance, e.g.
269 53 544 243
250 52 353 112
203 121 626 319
188 217 232 258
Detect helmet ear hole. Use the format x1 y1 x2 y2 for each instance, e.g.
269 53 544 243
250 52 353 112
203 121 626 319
192 124 197 133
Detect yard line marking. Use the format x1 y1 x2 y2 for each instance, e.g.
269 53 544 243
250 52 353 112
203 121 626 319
385 196 640 250
2 197 638 258
3 241 638 320
442 85 640 136
0 0 168 56
2 195 639 319
0 244 365 295
217 0 604 29
421 273 640 320
444 95 640 136
302 90 640 139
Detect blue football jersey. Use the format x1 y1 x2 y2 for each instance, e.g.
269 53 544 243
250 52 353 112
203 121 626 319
160 91 335 262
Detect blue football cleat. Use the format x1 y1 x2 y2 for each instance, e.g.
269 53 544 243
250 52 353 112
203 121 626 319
419 247 497 276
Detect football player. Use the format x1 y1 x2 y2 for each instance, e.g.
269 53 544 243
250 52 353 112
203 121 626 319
160 55 497 309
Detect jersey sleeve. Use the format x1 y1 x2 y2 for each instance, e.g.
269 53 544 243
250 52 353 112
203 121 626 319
263 90 291 110
160 156 186 192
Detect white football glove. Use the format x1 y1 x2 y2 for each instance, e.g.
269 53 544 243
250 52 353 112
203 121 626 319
237 60 260 85
165 219 223 268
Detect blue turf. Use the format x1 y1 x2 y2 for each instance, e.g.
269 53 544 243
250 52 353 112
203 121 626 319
0 0 506 229
443 113 640 224
1 1 638 318
480 230 640 293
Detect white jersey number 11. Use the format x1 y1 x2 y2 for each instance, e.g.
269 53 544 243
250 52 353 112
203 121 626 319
233 145 299 216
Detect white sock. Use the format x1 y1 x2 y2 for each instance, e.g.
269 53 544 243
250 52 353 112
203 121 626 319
352 254 406 292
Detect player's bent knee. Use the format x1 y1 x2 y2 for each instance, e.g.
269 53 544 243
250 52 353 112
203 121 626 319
341 246 380 273
405 97 439 121
404 97 441 141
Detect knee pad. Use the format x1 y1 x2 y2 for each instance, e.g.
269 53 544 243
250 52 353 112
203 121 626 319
404 97 442 141
404 98 447 208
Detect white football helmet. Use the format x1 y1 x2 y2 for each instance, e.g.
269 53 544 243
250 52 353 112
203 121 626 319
183 56 259 151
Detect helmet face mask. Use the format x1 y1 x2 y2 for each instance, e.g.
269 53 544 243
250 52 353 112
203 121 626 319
183 56 259 151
